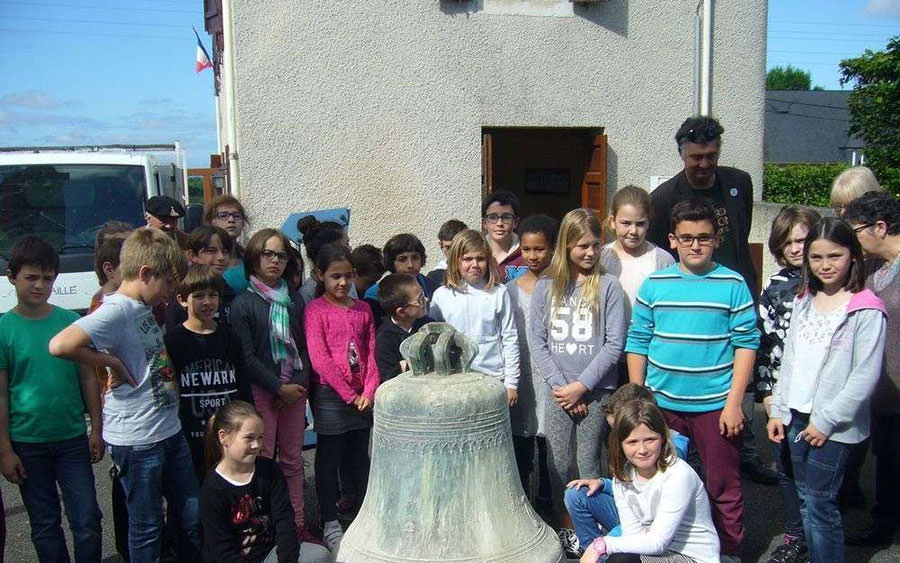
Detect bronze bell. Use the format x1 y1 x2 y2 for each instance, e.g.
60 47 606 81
337 323 564 563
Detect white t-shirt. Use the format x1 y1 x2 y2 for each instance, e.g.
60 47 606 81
76 293 181 446
600 242 674 319
605 457 720 562
787 302 846 414
614 248 659 306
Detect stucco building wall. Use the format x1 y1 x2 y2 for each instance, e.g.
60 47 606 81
228 0 766 266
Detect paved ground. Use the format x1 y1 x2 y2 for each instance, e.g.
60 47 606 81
2 403 898 562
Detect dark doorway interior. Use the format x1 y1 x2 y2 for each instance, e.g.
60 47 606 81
482 128 607 222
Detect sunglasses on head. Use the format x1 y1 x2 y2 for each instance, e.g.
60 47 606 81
683 124 720 144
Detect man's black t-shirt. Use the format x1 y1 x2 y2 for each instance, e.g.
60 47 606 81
165 324 249 449
691 178 739 273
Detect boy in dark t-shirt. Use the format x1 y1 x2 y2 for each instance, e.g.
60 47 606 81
165 265 249 482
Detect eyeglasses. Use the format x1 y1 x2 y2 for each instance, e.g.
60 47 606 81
402 293 428 308
674 234 715 247
215 211 244 221
260 249 289 262
852 223 875 234
484 213 517 224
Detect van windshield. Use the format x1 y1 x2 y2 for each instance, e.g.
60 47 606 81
0 164 146 256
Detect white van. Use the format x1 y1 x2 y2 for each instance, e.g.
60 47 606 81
0 144 187 312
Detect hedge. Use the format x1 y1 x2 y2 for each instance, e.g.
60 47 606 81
762 163 848 207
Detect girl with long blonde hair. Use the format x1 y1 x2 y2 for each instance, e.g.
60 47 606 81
528 208 627 536
430 229 520 405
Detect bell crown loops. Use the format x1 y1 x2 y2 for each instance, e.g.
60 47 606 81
398 322 477 376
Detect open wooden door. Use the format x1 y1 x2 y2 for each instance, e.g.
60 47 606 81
481 132 494 200
580 134 608 218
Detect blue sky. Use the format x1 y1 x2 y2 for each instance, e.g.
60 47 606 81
0 1 898 167
768 0 900 90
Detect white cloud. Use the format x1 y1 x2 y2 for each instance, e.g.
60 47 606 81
0 102 216 167
866 0 900 17
0 89 72 109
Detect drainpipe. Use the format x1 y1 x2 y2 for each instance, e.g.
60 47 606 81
699 0 713 116
693 7 701 116
221 0 241 198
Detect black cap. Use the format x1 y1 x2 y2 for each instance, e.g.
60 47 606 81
146 196 185 219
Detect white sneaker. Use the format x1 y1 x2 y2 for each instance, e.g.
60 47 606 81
557 528 581 557
322 520 344 554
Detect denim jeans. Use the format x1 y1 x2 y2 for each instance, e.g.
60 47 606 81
109 432 200 563
12 434 102 562
563 484 621 549
771 430 804 538
788 412 851 563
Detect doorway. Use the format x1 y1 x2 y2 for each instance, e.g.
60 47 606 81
482 128 607 222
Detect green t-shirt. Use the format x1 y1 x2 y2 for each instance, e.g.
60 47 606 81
0 306 86 443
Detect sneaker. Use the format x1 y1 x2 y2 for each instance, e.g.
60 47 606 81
557 528 580 558
322 520 344 553
766 535 808 563
741 459 779 486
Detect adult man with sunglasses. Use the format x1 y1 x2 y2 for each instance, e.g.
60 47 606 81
649 116 758 296
648 116 779 488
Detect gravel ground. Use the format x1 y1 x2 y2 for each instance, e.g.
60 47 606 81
2 403 898 562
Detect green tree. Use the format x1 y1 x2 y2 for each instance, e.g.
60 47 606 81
840 36 900 195
188 176 205 204
766 65 816 90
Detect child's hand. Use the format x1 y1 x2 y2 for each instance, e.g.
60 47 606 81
553 382 588 410
278 383 304 406
766 418 785 443
89 432 105 464
718 403 745 438
0 450 26 484
580 538 606 563
566 478 603 496
507 388 518 407
802 423 828 447
567 401 589 418
355 396 373 411
107 357 137 389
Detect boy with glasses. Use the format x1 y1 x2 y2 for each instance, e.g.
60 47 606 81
482 190 527 282
374 273 432 381
626 198 759 563
648 116 778 489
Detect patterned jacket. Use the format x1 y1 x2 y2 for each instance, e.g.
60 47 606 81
754 267 801 401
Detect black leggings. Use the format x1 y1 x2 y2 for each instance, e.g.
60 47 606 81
315 428 371 522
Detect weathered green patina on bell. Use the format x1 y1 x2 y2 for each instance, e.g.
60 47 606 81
337 323 564 562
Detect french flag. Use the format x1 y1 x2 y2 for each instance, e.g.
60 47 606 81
194 27 212 73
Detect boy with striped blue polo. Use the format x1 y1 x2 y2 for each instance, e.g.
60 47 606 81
625 198 759 563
